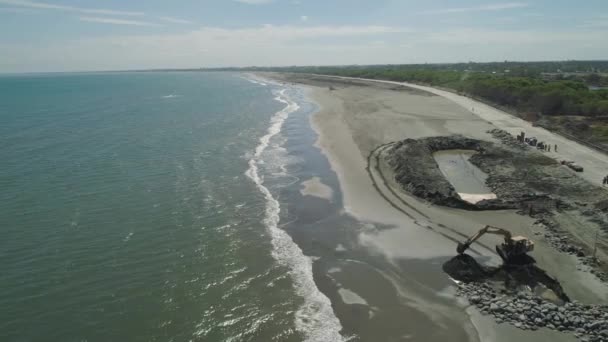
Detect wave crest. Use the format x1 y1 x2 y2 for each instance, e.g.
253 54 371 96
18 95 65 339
245 88 344 342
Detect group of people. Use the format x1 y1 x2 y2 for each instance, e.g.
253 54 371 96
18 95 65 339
522 135 558 153
540 144 558 152
538 142 552 152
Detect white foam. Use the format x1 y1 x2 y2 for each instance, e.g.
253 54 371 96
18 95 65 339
241 74 283 88
123 232 133 242
335 244 347 252
161 94 182 98
242 77 268 86
327 267 342 274
245 88 344 342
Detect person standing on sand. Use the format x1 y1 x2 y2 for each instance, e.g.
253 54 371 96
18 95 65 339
604 176 607 185
555 144 558 152
548 145 551 152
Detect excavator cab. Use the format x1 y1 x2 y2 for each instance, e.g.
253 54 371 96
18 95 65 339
496 235 534 264
457 225 535 265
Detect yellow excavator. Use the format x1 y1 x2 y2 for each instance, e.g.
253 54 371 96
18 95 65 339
457 225 535 264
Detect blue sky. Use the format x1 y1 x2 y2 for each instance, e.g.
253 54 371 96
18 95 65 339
1 0 607 72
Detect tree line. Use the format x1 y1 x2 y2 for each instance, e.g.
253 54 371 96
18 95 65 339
281 66 608 118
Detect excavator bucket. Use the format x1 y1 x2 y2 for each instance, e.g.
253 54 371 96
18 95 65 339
457 242 468 254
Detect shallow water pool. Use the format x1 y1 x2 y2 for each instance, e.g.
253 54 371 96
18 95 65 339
433 149 497 204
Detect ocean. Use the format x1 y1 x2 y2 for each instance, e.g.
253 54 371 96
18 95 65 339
0 72 344 341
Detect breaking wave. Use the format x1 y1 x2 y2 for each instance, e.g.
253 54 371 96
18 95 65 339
244 88 344 341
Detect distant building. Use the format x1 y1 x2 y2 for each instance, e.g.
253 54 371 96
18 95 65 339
540 73 561 81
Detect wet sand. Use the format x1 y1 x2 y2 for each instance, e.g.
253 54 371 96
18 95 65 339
300 177 334 201
263 73 608 342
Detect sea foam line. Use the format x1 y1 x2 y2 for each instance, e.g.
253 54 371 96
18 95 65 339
241 76 268 86
245 88 345 342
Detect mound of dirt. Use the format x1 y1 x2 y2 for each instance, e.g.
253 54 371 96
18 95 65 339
445 255 608 340
385 131 608 234
443 254 494 282
443 254 569 302
385 130 608 280
385 135 524 210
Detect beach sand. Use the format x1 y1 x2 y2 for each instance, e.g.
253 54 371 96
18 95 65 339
300 177 334 201
264 73 608 342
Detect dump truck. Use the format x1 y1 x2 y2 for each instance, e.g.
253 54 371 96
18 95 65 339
457 225 535 265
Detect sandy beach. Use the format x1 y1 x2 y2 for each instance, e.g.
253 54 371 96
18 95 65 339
263 73 608 342
327 75 608 189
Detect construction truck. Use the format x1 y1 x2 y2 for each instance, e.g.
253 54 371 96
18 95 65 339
457 225 535 264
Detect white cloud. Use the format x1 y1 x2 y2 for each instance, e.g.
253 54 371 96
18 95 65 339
159 16 192 24
1 0 193 26
0 0 144 16
2 24 608 73
245 24 410 37
521 13 544 17
300 15 308 22
79 16 159 26
0 6 34 12
580 15 608 28
425 28 607 45
421 2 528 14
234 0 274 4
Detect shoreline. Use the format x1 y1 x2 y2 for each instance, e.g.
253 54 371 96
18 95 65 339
300 80 484 341
258 74 485 341
242 77 347 341
261 72 607 342
304 83 499 342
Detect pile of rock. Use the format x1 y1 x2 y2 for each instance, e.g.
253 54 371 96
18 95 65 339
385 135 517 210
536 227 586 257
580 257 608 283
488 128 523 149
457 282 608 341
533 220 608 283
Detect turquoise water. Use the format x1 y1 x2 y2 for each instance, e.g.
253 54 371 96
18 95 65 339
0 72 341 341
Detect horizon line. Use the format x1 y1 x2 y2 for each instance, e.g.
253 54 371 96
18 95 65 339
2 59 608 75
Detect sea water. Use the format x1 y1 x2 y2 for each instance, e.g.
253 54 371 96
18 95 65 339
0 72 343 341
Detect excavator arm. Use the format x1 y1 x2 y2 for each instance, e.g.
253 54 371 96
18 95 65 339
457 225 512 254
